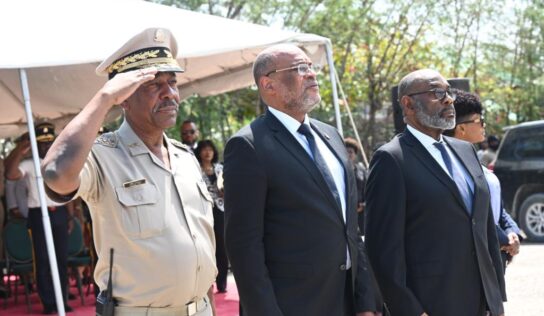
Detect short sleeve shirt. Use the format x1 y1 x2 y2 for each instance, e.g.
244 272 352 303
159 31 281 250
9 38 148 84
76 121 216 307
19 158 64 208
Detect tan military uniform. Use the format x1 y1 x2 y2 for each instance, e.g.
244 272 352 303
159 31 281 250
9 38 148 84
76 121 217 309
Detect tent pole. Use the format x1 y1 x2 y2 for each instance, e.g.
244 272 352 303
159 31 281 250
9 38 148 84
325 42 342 136
19 69 66 316
332 68 369 169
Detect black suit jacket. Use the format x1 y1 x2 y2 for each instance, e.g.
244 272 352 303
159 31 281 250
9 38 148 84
365 129 506 316
224 110 382 316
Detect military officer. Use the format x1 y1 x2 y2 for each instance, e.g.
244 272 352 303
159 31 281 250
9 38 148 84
4 123 73 314
42 28 217 316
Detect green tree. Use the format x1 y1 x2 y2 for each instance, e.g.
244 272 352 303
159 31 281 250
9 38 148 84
151 0 543 155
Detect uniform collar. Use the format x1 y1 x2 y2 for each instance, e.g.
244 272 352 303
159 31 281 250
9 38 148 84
118 120 171 156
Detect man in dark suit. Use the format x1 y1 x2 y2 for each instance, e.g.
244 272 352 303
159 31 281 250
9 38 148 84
224 44 383 316
365 69 506 316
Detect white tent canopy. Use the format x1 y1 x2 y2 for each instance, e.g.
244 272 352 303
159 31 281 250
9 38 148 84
1 2 342 314
0 0 333 138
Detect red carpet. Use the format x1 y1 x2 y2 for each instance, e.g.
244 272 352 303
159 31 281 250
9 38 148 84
1 277 240 316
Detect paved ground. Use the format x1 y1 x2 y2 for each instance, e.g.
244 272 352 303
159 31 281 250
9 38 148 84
503 243 544 316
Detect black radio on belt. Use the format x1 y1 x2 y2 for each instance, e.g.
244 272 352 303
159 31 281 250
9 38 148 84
96 248 116 316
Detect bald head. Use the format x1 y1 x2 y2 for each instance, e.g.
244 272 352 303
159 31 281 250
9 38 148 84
253 44 307 89
398 69 444 100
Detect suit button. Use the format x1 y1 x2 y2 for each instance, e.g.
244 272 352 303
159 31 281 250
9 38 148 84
339 264 347 271
472 219 476 225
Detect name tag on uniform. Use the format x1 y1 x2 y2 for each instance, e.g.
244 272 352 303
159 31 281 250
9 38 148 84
123 178 146 188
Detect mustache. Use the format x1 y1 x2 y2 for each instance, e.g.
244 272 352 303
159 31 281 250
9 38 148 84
305 81 319 88
439 105 455 115
153 99 179 112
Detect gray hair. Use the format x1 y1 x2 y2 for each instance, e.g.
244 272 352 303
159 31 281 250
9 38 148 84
397 69 443 117
252 52 276 88
253 44 308 89
398 69 441 100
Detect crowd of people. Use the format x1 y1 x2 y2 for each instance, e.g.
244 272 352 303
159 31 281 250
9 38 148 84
0 27 523 316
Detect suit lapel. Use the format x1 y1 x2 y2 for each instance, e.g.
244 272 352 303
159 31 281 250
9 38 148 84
444 137 487 218
402 130 469 216
310 121 350 176
310 121 353 224
264 112 344 223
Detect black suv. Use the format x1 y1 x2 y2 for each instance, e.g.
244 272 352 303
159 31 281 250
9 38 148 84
492 120 544 242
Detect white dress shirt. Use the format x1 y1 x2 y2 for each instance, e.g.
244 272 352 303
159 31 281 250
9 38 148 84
268 107 347 220
407 125 474 195
268 107 351 268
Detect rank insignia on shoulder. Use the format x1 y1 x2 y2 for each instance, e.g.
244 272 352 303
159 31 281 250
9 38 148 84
95 132 118 147
170 139 191 152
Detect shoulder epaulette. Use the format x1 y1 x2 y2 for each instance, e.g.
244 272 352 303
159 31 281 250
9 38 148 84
170 139 192 153
94 132 118 148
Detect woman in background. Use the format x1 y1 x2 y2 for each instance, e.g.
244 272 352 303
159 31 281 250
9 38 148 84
195 140 228 293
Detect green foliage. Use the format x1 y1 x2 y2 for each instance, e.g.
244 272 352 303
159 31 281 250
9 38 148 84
152 0 543 156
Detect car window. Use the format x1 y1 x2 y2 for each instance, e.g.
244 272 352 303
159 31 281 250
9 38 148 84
497 130 517 160
514 127 544 159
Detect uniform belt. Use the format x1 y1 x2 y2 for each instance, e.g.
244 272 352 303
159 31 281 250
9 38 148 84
114 298 207 316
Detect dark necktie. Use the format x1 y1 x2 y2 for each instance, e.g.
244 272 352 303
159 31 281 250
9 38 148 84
298 124 342 209
434 142 473 214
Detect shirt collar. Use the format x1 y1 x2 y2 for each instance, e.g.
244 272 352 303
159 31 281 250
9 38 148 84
407 124 444 149
117 120 171 156
268 106 310 134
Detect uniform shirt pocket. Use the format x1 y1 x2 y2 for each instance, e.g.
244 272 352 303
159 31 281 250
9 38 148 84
115 182 164 239
197 181 214 215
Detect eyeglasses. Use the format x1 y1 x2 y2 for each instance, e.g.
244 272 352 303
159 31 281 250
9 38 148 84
457 118 485 127
265 63 322 77
181 130 196 136
407 88 456 101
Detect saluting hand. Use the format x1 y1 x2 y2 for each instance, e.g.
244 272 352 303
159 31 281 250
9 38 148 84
14 139 31 156
99 67 158 106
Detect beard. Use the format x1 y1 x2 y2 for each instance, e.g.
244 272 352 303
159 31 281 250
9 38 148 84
413 99 455 130
281 87 321 114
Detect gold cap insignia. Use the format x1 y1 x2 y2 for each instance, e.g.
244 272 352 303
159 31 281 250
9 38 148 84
154 29 165 43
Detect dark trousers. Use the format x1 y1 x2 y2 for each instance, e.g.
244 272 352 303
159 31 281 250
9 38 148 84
357 212 365 236
343 269 355 316
213 207 229 292
238 271 354 316
28 206 69 308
